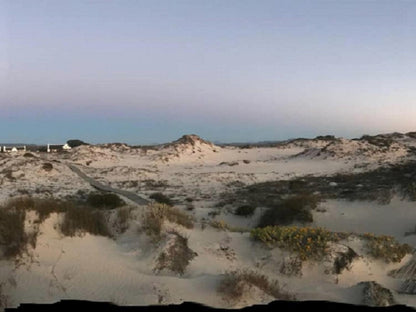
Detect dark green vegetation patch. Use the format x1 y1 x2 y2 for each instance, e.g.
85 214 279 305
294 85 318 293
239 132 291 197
86 192 125 209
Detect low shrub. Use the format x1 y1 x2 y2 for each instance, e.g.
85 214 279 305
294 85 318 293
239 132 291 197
86 192 125 209
360 233 413 263
251 226 339 261
257 194 319 227
23 152 35 158
42 163 53 171
218 269 294 303
67 139 88 148
154 231 197 275
234 205 256 217
60 206 111 238
149 192 174 206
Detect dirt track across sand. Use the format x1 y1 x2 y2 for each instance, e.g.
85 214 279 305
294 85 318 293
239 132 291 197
67 163 149 205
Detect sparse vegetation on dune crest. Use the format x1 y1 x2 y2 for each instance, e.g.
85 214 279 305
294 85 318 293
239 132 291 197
4 197 71 222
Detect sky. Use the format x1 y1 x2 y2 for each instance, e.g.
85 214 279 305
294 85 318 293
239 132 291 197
1 0 415 144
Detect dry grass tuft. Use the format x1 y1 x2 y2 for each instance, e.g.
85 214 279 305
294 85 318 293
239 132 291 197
114 206 134 234
0 207 27 259
141 203 194 242
154 231 197 275
210 220 249 233
218 269 294 303
60 206 111 238
5 197 71 222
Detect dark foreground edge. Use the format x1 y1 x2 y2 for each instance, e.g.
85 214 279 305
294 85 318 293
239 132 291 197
5 300 415 312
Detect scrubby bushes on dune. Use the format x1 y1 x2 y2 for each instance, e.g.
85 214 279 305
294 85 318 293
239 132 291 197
257 194 320 227
360 233 413 263
154 231 197 275
234 205 256 217
217 269 294 303
149 192 174 206
0 196 124 259
251 226 338 261
141 203 194 242
251 226 413 263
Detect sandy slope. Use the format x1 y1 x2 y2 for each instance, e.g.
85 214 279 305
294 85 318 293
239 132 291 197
0 133 415 309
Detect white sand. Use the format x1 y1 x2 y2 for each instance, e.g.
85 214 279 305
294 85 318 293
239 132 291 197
0 134 415 309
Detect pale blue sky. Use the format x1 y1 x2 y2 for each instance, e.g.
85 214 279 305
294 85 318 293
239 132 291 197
1 0 415 144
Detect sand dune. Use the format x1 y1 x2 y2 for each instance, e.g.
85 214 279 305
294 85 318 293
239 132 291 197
0 133 415 310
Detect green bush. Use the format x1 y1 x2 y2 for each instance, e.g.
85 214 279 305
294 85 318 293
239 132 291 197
149 192 174 206
234 205 256 217
86 192 125 209
360 233 413 263
251 226 339 261
258 194 319 227
60 206 111 238
217 269 294 302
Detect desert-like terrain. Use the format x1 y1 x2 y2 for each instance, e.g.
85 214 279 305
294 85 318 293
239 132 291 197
0 132 415 310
